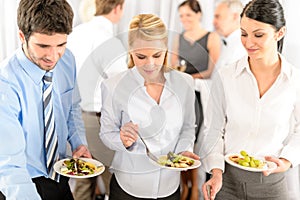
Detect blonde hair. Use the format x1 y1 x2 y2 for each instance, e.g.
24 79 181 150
127 14 169 71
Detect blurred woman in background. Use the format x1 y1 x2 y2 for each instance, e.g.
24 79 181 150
171 0 220 199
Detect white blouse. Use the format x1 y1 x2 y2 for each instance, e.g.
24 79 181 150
100 67 196 198
201 55 300 172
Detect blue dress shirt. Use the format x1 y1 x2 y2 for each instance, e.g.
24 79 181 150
0 48 87 199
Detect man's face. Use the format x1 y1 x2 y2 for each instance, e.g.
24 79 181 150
19 31 67 71
213 3 235 37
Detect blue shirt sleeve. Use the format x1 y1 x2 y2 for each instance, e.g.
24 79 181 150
0 78 41 199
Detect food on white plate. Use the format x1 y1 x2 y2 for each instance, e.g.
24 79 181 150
60 158 103 176
229 150 267 169
158 152 195 168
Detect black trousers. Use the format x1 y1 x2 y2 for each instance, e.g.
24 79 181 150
0 176 73 200
194 91 204 142
0 192 5 200
33 176 74 200
109 174 180 200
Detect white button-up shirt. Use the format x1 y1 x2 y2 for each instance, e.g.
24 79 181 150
201 55 300 172
214 29 247 74
100 67 196 198
67 16 127 112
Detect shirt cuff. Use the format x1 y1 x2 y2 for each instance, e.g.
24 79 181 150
201 153 225 173
125 142 136 151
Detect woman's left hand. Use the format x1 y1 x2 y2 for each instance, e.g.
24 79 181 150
180 151 200 160
263 156 291 176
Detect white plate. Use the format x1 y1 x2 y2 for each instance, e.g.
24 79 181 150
54 158 105 178
225 153 277 172
150 155 201 171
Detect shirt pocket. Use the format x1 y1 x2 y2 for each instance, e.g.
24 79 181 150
60 89 73 120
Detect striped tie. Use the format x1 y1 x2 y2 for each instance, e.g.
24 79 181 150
43 71 60 181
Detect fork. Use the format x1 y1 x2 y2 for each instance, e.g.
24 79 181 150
137 132 159 163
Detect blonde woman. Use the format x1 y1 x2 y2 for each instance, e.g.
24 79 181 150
100 14 199 200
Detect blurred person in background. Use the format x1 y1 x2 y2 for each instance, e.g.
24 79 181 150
67 0 127 199
171 0 220 199
213 0 247 73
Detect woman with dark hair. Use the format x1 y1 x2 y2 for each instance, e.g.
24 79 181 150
201 0 300 199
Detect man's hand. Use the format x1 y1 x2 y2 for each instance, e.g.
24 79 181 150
202 169 223 200
263 156 291 176
72 145 92 158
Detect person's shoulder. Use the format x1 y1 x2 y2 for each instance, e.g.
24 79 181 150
207 31 221 50
0 51 20 81
68 19 112 46
102 69 129 86
216 56 247 78
168 69 194 87
69 20 95 36
283 57 300 80
208 31 220 41
61 48 75 63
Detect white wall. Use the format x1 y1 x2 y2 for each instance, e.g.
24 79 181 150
0 0 299 65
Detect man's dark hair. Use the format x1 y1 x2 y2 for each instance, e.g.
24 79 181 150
17 0 74 41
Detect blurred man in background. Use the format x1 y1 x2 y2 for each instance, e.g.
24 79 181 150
213 0 246 72
67 0 127 199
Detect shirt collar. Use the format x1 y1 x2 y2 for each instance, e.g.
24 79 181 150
16 47 49 85
279 53 292 80
131 66 144 85
222 29 241 47
234 55 248 77
234 54 292 80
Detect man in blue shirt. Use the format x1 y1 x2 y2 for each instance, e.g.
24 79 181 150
0 0 92 199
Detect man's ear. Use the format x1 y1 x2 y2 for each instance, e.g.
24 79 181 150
277 26 286 41
19 30 26 44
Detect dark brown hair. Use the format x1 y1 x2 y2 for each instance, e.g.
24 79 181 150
178 0 202 13
17 0 74 41
241 0 286 53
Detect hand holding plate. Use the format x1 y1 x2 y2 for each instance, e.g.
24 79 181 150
262 156 290 176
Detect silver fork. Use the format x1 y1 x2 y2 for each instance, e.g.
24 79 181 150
137 132 159 163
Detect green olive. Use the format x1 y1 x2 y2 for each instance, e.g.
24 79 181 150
250 160 256 167
244 156 251 162
241 161 250 167
238 159 244 165
240 150 248 157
